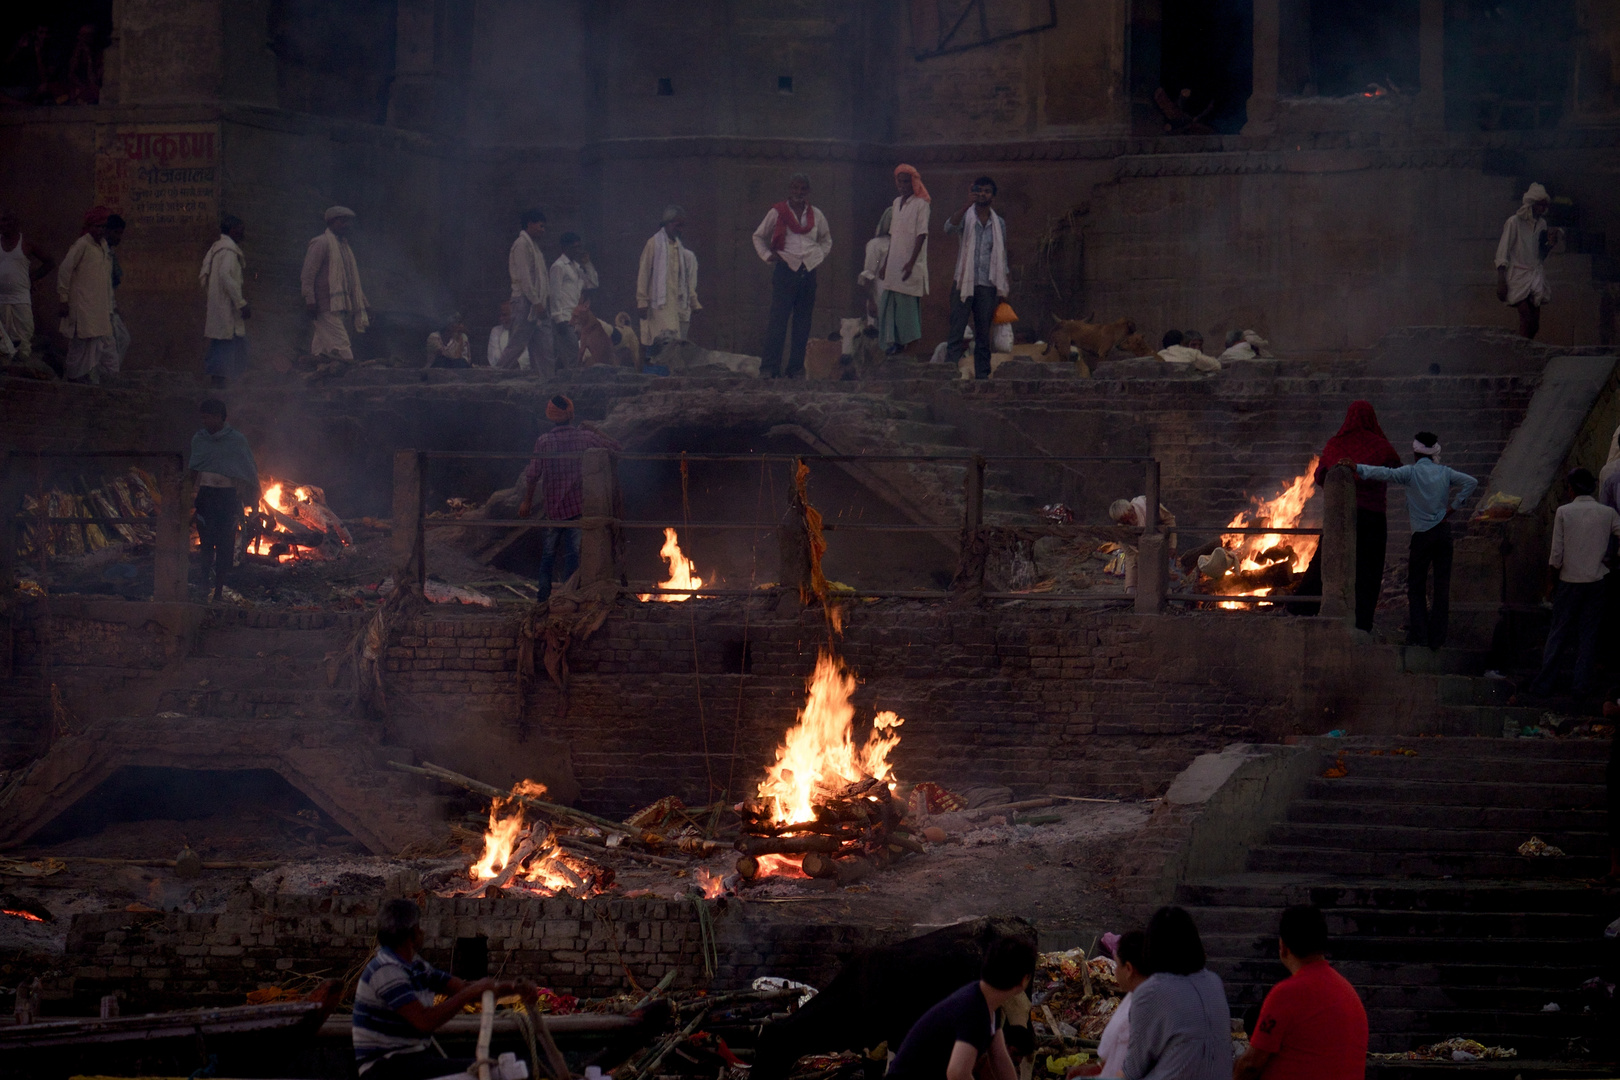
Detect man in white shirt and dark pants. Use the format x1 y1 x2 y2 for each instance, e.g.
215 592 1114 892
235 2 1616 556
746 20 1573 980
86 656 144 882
497 208 551 374
549 232 598 370
943 176 1009 381
1531 468 1620 698
752 173 831 379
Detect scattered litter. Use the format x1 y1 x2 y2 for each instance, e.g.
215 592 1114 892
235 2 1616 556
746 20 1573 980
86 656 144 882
1542 1002 1560 1012
1325 729 1348 738
1044 1052 1089 1073
1369 1038 1517 1062
751 977 817 1006
1473 491 1522 520
1516 837 1566 857
1322 754 1348 779
1039 504 1074 525
423 580 496 607
0 857 66 878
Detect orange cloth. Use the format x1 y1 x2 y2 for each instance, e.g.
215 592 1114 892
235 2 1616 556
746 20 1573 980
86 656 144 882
893 164 930 202
545 396 574 422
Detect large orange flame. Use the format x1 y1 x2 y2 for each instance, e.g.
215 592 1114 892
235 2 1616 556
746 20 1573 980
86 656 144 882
1213 458 1320 605
247 477 350 563
639 528 705 601
756 651 904 827
468 780 594 895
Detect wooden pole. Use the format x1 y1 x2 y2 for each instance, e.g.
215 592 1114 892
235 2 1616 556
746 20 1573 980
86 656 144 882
392 450 421 579
1136 459 1164 614
579 447 614 586
151 457 188 602
1321 464 1358 624
476 989 496 1080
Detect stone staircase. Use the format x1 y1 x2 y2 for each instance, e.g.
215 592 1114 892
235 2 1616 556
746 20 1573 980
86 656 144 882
1179 736 1616 1060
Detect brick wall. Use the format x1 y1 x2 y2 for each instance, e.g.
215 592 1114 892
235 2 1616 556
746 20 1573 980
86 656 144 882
382 598 1421 816
64 893 896 1010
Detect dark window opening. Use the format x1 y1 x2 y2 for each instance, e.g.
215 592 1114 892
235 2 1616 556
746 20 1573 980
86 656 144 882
1156 0 1253 134
1445 0 1575 131
657 77 674 96
1309 0 1420 97
722 639 753 675
0 0 112 106
778 74 794 94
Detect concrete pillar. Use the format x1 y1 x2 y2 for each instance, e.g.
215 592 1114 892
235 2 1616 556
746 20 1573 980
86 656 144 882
1243 0 1280 135
1416 0 1445 130
778 516 811 600
1135 533 1168 614
578 448 615 587
392 451 423 582
152 458 189 602
1319 464 1357 624
0 457 22 589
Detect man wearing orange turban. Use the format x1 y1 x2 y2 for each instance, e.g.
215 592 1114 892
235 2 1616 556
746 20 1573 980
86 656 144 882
57 206 118 382
877 165 930 354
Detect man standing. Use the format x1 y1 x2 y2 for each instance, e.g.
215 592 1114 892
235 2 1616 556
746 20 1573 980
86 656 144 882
549 231 598 369
637 206 700 346
1353 432 1478 650
752 173 833 379
354 899 534 1079
0 209 55 362
1496 182 1563 340
878 165 930 355
517 395 621 602
1531 469 1620 699
200 215 250 387
188 398 258 602
105 213 131 367
300 206 369 360
1233 906 1368 1080
498 208 551 373
57 206 118 384
943 176 1008 381
885 936 1033 1080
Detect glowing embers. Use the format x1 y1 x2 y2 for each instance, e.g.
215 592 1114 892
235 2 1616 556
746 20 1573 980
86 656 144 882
1204 457 1320 607
243 479 352 564
638 527 706 601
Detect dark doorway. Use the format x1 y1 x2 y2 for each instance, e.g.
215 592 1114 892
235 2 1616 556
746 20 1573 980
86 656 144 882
1159 0 1254 134
1445 0 1576 130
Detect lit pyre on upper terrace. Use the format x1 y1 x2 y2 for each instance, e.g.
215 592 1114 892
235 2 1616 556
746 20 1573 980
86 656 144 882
1203 457 1320 606
244 480 352 564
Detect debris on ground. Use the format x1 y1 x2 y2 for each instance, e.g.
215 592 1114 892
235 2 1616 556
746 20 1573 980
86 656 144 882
1369 1038 1518 1062
1516 836 1566 857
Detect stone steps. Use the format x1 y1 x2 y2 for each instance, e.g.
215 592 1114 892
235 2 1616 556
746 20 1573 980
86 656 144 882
1245 844 1608 877
1299 776 1608 808
1287 799 1606 833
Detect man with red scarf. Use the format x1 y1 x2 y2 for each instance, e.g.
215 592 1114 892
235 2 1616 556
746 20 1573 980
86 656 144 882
751 173 832 378
1315 401 1402 633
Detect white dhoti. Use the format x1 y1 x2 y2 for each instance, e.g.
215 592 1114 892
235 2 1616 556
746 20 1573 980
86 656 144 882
311 310 354 359
0 302 34 359
1503 263 1550 307
640 304 684 347
65 335 119 381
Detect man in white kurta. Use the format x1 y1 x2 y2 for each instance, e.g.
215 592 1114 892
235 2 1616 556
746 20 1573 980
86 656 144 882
878 165 930 353
1495 182 1562 340
636 206 700 346
498 209 552 373
200 215 249 386
57 206 118 382
549 232 599 369
751 173 833 378
300 206 369 359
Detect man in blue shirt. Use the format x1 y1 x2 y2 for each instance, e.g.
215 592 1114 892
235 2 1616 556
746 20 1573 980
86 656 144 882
1352 432 1478 649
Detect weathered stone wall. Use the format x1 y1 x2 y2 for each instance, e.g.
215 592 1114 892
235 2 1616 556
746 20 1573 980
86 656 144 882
64 893 895 1009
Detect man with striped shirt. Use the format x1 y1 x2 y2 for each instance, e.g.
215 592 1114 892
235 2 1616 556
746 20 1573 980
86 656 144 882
355 899 533 1078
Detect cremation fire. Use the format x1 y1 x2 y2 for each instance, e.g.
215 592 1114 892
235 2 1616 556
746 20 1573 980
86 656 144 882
465 780 607 898
638 527 705 601
736 650 911 883
2 908 45 923
244 479 352 564
1206 457 1320 605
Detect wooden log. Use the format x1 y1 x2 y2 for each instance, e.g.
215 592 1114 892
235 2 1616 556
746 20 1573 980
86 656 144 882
392 761 658 842
736 834 843 856
473 837 537 895
557 836 687 869
735 855 760 880
889 833 926 855
814 855 873 886
800 852 837 879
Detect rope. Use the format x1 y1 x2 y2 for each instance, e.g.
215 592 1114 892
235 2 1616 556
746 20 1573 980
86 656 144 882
679 453 715 800
722 457 769 808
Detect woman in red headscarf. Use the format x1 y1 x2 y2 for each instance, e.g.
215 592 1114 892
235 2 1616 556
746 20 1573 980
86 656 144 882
1314 400 1401 631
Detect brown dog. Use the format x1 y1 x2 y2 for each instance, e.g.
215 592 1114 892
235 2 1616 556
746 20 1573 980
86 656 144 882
572 299 616 367
1115 332 1152 357
1046 316 1137 362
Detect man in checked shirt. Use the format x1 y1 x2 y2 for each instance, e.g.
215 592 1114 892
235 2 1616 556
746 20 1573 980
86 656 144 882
518 395 621 600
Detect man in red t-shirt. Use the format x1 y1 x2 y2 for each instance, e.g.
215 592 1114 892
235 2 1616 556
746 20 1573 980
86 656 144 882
1233 905 1368 1080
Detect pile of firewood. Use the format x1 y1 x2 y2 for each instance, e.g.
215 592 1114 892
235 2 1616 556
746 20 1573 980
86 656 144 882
733 776 923 885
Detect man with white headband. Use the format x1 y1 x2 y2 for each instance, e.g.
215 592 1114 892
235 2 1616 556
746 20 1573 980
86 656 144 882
1495 182 1562 340
1349 433 1477 650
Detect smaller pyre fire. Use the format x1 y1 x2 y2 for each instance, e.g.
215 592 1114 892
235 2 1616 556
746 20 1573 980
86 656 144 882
243 479 352 564
734 650 917 885
1202 457 1320 604
639 527 705 601
461 780 610 899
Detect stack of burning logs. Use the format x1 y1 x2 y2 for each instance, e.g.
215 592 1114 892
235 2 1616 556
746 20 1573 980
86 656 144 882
243 481 353 564
734 775 923 886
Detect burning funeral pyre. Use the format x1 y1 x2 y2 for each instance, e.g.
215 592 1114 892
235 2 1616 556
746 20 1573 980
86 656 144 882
639 528 706 601
1199 457 1321 604
734 650 914 885
243 479 353 564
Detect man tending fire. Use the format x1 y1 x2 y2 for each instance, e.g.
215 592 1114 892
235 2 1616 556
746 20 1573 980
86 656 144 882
517 395 620 602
